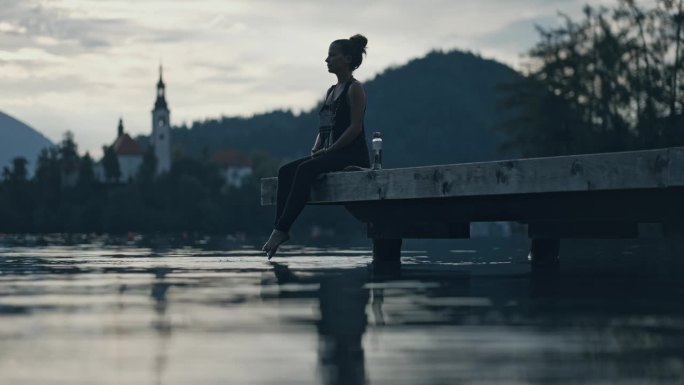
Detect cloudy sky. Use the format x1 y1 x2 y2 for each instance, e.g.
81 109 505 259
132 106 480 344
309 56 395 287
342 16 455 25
1 0 623 156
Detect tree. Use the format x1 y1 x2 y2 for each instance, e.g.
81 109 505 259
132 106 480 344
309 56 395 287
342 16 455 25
5 157 29 184
59 131 79 173
137 145 157 183
77 152 96 187
34 147 62 208
499 0 684 156
59 131 80 187
102 145 121 183
2 157 33 231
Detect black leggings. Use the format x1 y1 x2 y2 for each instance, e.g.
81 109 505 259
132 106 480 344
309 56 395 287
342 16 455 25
274 150 368 233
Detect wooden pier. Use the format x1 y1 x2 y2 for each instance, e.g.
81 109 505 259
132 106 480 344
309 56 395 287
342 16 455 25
261 147 684 269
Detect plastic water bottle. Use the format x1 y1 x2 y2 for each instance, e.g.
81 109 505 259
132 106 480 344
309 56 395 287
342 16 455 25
372 132 382 170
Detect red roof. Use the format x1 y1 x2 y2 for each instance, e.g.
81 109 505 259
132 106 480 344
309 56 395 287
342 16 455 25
113 134 144 156
210 149 252 167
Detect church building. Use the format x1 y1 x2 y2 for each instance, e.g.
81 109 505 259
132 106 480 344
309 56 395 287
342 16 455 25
111 118 144 181
151 66 171 174
96 66 173 181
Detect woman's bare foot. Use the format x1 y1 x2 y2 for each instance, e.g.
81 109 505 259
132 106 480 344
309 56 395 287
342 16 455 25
262 229 290 259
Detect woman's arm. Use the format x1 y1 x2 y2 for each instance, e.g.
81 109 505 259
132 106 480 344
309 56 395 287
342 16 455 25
311 134 322 155
326 82 366 152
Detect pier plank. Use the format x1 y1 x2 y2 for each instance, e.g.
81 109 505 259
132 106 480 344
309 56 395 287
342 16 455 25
669 147 684 186
262 146 683 205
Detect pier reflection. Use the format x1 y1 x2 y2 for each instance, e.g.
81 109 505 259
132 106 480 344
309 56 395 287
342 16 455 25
261 241 684 384
265 260 476 385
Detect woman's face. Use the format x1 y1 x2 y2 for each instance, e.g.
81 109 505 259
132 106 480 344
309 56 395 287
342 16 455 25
325 43 350 74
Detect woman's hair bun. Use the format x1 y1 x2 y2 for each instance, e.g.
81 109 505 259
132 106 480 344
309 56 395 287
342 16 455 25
349 34 368 55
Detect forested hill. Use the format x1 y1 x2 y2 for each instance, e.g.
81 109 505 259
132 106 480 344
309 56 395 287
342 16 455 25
171 50 524 167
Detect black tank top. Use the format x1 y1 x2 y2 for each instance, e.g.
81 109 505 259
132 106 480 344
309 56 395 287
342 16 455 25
318 78 369 164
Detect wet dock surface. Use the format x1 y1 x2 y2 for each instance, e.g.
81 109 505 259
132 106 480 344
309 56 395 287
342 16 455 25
1 238 683 384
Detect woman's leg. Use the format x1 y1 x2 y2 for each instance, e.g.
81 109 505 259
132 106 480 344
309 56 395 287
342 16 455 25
264 157 310 258
274 157 310 226
275 152 354 233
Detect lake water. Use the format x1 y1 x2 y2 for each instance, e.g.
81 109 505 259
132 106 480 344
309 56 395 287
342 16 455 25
1 236 683 384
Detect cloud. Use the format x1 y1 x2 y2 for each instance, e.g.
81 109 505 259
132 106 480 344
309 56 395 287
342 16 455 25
477 15 561 46
0 0 144 55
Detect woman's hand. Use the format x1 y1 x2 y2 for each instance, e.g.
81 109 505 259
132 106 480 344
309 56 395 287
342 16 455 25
311 147 327 157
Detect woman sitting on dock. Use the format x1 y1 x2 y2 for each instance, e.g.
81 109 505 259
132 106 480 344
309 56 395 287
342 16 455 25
262 34 371 258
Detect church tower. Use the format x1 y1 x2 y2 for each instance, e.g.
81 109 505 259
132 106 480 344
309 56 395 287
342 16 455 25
151 65 171 174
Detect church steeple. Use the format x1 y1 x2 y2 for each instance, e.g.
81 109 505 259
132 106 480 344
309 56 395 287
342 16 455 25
154 65 167 110
151 64 171 175
117 117 124 137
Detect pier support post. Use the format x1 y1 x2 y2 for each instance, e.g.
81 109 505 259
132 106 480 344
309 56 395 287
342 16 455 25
372 238 402 264
529 238 560 272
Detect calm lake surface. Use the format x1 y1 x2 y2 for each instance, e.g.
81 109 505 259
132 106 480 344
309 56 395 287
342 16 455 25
1 236 683 385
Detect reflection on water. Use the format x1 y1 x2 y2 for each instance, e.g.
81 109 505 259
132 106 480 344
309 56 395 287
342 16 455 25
1 238 684 384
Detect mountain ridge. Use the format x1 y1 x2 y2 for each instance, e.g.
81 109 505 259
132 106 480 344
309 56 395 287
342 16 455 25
0 111 54 172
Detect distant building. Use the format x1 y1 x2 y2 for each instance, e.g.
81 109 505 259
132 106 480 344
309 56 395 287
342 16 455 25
96 66 172 181
151 65 171 175
210 149 253 188
112 118 144 181
95 118 144 182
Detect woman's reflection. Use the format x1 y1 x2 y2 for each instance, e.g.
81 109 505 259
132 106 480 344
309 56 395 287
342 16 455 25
269 262 370 385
